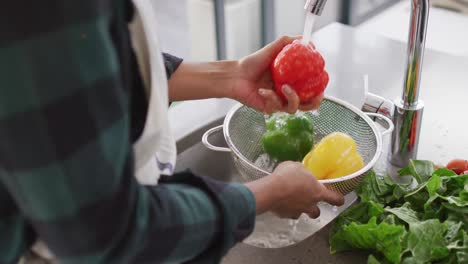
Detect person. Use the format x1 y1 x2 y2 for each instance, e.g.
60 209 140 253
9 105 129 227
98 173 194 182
0 1 344 263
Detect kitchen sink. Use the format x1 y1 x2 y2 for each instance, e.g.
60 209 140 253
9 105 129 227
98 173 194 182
174 118 368 264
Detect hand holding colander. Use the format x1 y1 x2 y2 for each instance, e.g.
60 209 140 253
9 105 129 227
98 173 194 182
202 96 393 195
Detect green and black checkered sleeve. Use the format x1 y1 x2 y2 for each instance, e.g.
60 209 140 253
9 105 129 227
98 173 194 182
0 1 255 263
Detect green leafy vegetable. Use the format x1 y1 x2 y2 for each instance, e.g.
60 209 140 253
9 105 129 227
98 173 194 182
456 231 468 263
406 220 449 262
445 221 463 242
368 254 391 264
426 174 442 197
330 200 384 240
399 160 435 184
385 203 420 225
356 171 406 205
330 160 468 264
330 217 405 264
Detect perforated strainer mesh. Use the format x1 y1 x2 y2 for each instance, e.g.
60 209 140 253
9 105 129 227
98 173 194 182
223 97 382 195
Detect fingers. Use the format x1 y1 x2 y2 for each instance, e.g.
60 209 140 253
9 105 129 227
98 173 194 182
272 208 302 220
291 213 302 220
258 88 283 114
276 205 321 220
282 85 300 114
241 35 301 76
319 186 345 206
306 205 321 219
299 92 324 111
282 86 323 114
262 36 301 60
258 83 324 115
245 36 297 69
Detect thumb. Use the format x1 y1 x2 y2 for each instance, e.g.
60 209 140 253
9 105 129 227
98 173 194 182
319 186 345 206
249 36 300 67
240 36 300 76
262 36 301 60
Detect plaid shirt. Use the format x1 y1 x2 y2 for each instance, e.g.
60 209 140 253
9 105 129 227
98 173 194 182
0 1 255 263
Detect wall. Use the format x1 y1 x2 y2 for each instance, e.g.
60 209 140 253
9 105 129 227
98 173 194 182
151 0 344 61
274 0 343 38
153 0 192 59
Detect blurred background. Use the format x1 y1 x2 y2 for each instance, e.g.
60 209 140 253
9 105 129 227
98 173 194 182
153 0 468 61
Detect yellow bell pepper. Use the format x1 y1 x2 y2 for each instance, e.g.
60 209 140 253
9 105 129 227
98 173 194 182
302 132 364 180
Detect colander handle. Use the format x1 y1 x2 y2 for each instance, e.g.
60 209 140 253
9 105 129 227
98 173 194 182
366 113 394 136
202 125 232 152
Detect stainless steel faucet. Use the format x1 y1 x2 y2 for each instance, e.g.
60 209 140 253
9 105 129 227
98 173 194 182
304 0 328 15
363 0 431 167
305 0 430 167
390 0 430 167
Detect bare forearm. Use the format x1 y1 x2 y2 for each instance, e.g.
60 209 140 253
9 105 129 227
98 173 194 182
168 61 239 101
245 175 284 215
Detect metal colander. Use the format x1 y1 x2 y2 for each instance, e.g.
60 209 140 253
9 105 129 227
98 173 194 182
202 96 393 195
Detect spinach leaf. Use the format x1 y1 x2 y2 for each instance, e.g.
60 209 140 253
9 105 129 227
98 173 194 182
456 231 468 263
330 201 384 239
400 256 420 264
426 174 442 197
382 214 398 225
399 160 435 184
442 174 468 197
440 195 468 207
423 174 443 213
443 203 468 215
357 171 406 205
331 160 468 263
385 203 420 225
445 221 463 243
433 168 458 177
367 255 381 264
406 219 449 262
404 184 430 211
330 217 406 264
368 254 391 264
459 183 468 201
447 212 468 231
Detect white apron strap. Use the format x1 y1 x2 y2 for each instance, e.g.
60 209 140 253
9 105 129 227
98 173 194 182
129 0 177 185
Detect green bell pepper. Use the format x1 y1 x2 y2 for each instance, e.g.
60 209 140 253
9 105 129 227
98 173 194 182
261 112 314 162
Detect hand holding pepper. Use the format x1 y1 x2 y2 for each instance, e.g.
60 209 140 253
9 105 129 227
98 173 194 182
246 161 345 219
169 36 326 114
231 36 325 114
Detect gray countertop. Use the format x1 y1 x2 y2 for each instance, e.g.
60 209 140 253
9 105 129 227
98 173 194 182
223 222 369 264
358 1 468 58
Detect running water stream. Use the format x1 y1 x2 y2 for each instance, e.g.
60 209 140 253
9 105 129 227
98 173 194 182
302 12 317 45
245 12 328 248
283 12 320 242
302 12 320 116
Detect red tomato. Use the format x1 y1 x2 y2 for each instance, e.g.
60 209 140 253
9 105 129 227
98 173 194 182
446 159 468 175
271 40 329 103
